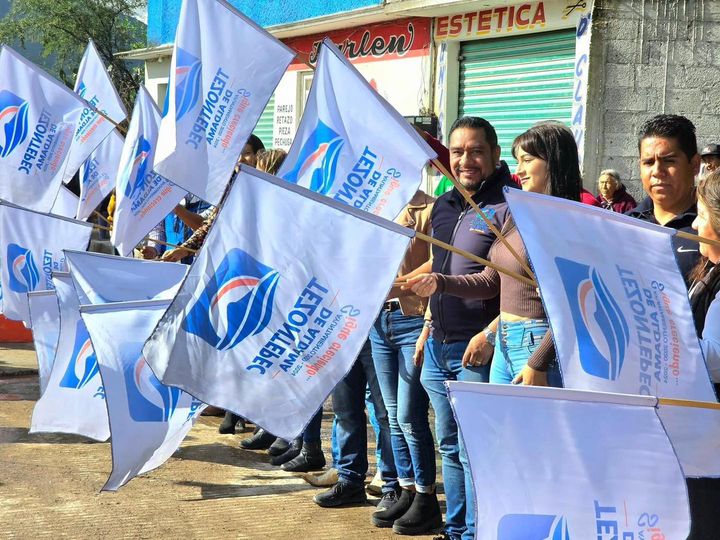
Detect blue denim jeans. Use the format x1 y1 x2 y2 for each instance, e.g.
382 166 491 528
303 408 323 444
332 340 398 492
370 310 435 491
329 393 381 468
490 318 563 387
420 337 490 540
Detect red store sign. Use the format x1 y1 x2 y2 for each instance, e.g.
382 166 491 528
284 18 432 70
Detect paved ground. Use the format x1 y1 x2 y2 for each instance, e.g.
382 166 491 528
0 344 443 539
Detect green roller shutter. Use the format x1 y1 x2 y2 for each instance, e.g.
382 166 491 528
459 29 576 168
253 93 275 148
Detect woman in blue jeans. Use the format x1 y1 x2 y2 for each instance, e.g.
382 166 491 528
406 122 583 387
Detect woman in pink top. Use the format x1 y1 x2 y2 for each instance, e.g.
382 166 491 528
405 122 583 387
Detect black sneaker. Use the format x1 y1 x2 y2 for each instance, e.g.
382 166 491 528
218 412 243 434
239 428 275 450
371 488 413 528
313 481 368 508
392 491 443 535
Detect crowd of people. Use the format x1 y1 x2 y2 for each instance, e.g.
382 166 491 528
125 113 719 539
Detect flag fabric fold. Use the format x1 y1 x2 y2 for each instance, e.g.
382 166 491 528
80 299 205 491
30 272 109 441
0 200 92 323
111 86 185 256
77 130 124 221
277 38 436 220
153 0 295 205
505 188 720 475
50 185 80 218
143 166 412 439
447 382 690 539
62 39 127 185
28 290 60 394
0 46 88 211
64 250 188 304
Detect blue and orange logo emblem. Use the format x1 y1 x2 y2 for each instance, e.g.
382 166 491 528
124 356 181 422
0 90 29 158
283 120 344 196
123 136 151 200
6 243 40 293
183 249 280 351
174 47 202 121
498 514 570 540
556 257 630 380
59 320 100 389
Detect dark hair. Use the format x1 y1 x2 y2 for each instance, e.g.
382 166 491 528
637 114 697 161
448 116 498 148
511 121 582 202
246 134 265 154
256 149 287 175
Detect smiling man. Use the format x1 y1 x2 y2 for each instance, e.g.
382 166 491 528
627 114 701 279
417 116 515 540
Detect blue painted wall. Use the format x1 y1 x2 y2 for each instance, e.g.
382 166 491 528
148 0 383 45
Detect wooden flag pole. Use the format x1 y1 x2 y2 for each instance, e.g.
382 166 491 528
677 230 720 250
658 397 720 411
90 222 196 253
415 231 535 287
429 157 537 286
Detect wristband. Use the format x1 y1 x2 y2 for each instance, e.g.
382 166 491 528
483 327 496 346
423 320 432 328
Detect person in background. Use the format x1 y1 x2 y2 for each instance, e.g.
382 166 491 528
595 168 637 213
700 144 720 179
686 169 720 539
626 114 701 280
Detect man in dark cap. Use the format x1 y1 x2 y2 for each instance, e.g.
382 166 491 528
701 144 720 176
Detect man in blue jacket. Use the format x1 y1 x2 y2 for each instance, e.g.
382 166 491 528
415 116 516 540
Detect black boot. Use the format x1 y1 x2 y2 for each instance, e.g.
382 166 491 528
271 437 302 466
267 437 290 456
313 481 367 507
371 488 413 528
281 441 326 472
218 412 243 434
392 491 443 535
239 428 275 450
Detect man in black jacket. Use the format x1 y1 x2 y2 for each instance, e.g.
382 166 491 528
626 114 701 279
415 116 516 540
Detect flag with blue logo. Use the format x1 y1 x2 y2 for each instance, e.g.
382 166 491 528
30 273 109 441
112 86 185 256
28 290 60 395
277 39 436 220
64 249 188 304
80 299 205 491
62 39 127 185
50 184 80 218
505 188 720 475
143 166 412 439
0 46 89 211
153 0 295 206
447 382 690 539
0 201 92 323
77 130 124 221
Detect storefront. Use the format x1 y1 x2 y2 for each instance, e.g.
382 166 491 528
433 0 592 168
268 18 434 151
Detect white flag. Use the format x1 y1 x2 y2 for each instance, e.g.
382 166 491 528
0 201 92 323
0 46 88 211
111 86 185 256
143 167 411 439
506 188 720 475
62 39 127 184
278 39 436 220
77 130 124 221
153 0 294 205
448 382 690 539
30 273 109 441
64 249 188 304
50 184 80 218
28 290 59 394
81 299 205 491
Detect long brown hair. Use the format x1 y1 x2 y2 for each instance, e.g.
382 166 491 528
689 170 720 282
